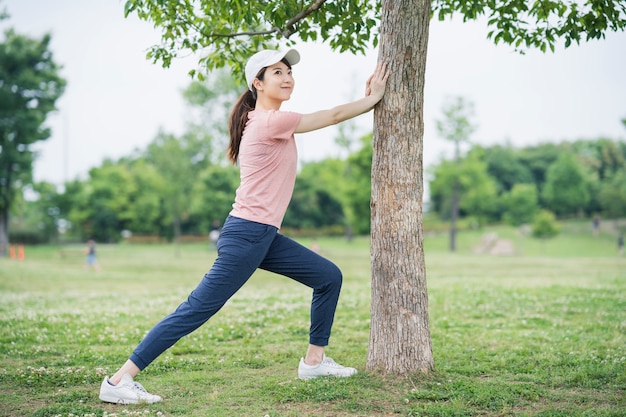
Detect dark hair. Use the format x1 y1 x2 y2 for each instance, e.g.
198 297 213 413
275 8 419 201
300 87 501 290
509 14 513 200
227 67 266 164
227 58 291 164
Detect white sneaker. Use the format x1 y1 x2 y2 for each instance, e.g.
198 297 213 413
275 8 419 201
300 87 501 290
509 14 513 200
298 356 358 379
99 373 162 404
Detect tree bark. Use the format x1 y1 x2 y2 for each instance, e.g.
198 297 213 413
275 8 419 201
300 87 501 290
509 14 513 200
368 0 434 374
450 180 459 252
0 210 8 257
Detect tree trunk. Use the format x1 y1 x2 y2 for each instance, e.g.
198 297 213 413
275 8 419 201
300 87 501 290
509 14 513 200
450 180 459 252
0 209 8 257
368 0 434 374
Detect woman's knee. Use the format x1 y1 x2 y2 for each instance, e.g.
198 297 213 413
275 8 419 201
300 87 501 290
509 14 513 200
322 261 343 289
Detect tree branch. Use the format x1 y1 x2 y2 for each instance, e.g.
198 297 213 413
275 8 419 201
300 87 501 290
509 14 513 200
205 0 327 39
276 0 327 37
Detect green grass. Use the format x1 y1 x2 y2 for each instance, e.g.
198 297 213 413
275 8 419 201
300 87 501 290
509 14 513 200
0 224 624 416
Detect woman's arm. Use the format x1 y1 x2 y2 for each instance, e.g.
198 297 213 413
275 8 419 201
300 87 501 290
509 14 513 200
295 62 390 134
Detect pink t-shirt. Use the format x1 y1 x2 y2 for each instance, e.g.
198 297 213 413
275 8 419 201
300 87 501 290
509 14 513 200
229 109 302 228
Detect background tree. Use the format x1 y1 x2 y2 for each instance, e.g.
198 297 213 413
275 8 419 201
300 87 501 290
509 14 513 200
181 69 240 163
69 162 139 242
124 0 626 374
345 135 373 235
572 138 626 215
542 153 591 217
284 174 345 230
5 181 59 244
29 181 62 243
145 131 211 246
0 24 65 255
428 152 498 225
125 159 167 235
501 183 540 227
434 96 476 251
428 137 626 224
481 144 535 193
284 158 347 230
189 164 240 233
516 143 563 193
598 170 626 221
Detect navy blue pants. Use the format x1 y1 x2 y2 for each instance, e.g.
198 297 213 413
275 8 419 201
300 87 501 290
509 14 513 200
130 216 343 370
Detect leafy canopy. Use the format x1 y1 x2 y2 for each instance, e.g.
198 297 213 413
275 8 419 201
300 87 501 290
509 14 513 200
432 0 626 52
0 27 65 220
123 0 379 80
125 0 626 81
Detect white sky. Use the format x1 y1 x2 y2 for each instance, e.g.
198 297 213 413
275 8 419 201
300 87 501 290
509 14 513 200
3 0 626 186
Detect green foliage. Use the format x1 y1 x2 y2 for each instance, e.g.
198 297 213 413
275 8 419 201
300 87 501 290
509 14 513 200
501 183 539 226
432 0 626 52
65 162 135 242
125 159 167 234
572 138 626 180
430 138 626 224
435 95 476 159
598 170 626 219
0 25 66 249
123 0 380 80
542 153 591 216
181 70 240 160
429 153 499 222
190 164 240 231
457 156 499 223
516 142 563 187
284 158 347 229
532 209 560 239
8 181 61 244
145 130 213 240
481 144 535 193
124 0 626 82
344 135 373 234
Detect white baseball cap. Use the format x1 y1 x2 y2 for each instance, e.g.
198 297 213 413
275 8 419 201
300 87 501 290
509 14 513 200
245 48 300 91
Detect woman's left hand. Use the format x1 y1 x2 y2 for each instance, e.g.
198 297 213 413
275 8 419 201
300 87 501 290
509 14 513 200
365 62 390 100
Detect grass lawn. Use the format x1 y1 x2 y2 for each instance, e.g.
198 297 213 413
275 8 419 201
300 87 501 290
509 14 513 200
0 223 624 416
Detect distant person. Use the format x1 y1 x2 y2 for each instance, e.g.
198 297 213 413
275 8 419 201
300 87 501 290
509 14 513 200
618 234 624 257
98 48 390 404
208 220 221 249
84 239 100 271
592 215 600 236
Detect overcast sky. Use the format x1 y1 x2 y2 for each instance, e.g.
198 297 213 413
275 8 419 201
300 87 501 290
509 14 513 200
3 0 626 186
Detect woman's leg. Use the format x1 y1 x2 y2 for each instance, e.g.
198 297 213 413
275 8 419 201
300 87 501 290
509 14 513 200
126 217 278 371
259 234 343 362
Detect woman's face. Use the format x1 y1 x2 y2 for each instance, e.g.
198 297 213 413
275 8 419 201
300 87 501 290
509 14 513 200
254 60 295 102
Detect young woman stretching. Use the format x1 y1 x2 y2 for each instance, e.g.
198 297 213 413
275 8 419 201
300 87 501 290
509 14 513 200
99 48 390 404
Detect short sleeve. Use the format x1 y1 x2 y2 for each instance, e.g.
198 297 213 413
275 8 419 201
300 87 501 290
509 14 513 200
265 111 302 140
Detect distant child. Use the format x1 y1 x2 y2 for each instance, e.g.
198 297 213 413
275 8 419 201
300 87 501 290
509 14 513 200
618 234 624 257
592 215 600 236
84 239 100 271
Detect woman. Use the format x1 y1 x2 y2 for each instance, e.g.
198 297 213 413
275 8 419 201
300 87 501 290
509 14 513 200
99 48 390 404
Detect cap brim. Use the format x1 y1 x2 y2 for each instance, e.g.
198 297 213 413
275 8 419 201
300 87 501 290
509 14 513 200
282 49 300 66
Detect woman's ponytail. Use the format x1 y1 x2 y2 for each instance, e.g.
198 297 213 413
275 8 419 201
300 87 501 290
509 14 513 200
227 89 256 164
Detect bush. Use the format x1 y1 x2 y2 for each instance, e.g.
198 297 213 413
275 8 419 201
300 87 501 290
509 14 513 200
8 230 47 245
532 210 560 239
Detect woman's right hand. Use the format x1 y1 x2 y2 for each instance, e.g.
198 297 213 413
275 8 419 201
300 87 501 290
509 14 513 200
295 61 391 134
365 62 390 101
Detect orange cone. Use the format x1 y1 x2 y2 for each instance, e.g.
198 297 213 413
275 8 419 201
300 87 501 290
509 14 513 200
9 245 16 259
18 244 25 261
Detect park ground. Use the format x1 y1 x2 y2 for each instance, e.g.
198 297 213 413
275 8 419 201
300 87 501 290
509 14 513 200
0 220 624 416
